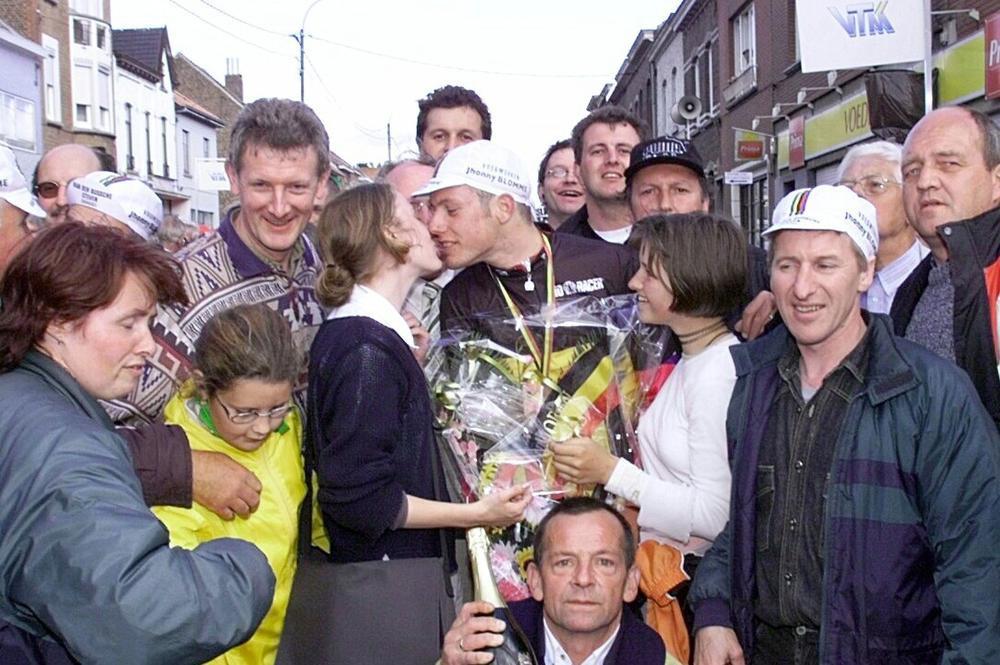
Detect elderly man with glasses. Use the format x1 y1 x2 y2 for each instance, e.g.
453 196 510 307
837 140 928 314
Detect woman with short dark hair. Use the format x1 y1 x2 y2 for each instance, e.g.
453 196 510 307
0 222 275 664
551 212 747 650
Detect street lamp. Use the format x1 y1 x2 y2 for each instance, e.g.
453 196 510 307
796 86 842 104
771 102 813 117
292 0 326 103
751 114 784 131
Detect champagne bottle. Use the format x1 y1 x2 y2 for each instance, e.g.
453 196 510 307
467 527 540 665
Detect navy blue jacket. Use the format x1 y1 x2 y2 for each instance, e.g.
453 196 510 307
510 598 666 664
690 316 1000 663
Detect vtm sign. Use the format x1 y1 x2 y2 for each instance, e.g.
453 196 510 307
987 12 1000 100
828 2 895 38
797 0 924 73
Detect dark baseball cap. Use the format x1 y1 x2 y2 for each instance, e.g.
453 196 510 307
625 137 705 182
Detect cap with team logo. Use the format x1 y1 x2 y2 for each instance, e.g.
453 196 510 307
765 185 878 260
625 136 705 182
412 140 533 207
0 145 45 217
66 171 163 241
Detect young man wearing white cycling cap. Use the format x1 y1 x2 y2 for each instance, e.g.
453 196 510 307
415 140 637 348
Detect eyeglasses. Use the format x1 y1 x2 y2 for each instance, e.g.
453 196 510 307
838 175 900 197
410 198 430 217
33 181 62 199
545 166 573 179
215 394 292 425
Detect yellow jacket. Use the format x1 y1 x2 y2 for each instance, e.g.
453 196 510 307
154 395 309 665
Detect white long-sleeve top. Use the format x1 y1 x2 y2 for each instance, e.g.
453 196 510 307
605 333 738 556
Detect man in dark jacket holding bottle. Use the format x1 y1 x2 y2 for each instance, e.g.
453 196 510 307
691 185 1000 664
441 498 669 665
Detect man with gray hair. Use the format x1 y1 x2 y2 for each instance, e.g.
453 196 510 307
119 97 330 425
837 140 928 314
113 98 331 518
890 106 1000 429
157 213 200 253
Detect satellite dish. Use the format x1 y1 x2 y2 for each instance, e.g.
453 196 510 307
671 95 702 124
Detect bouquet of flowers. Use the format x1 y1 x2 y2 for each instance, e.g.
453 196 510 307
432 294 672 599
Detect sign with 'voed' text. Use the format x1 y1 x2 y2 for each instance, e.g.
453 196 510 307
796 1 927 73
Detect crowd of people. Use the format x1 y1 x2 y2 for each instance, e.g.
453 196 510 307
0 83 997 665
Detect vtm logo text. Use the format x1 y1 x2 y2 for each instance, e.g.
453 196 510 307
828 2 895 38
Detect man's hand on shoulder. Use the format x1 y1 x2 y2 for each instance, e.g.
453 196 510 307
694 626 745 665
191 450 262 520
735 290 776 341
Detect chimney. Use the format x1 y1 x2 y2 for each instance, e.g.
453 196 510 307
225 74 243 101
224 58 243 101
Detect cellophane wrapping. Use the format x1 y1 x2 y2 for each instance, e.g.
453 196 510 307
432 294 672 599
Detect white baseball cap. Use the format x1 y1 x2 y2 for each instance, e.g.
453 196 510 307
66 171 163 241
765 185 879 260
412 140 533 206
0 145 45 217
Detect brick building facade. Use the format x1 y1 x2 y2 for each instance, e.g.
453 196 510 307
171 54 244 209
598 0 1000 246
3 0 116 161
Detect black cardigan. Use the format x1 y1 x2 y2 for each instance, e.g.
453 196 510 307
308 316 449 563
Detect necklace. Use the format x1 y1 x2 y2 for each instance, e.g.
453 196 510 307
676 319 727 345
489 234 556 377
523 258 535 292
677 320 729 355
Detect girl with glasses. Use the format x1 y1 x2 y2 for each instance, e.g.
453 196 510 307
154 302 323 665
